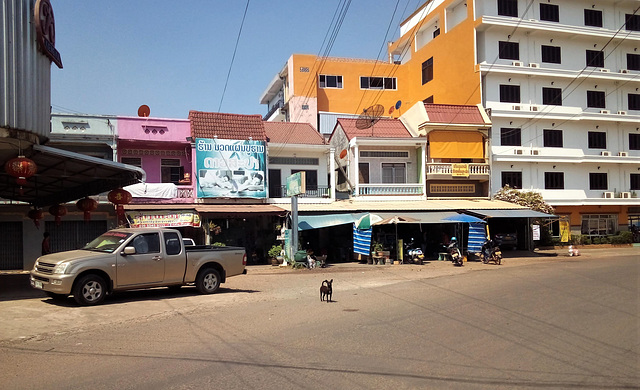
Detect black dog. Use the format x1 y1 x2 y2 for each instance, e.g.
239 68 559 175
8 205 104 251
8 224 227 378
320 279 333 302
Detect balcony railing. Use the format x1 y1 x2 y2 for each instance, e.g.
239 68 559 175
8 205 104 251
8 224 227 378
358 183 423 196
271 185 329 198
176 186 194 198
427 163 490 175
264 99 284 120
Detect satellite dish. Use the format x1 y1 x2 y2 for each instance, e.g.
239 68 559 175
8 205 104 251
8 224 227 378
395 100 402 110
339 149 348 159
137 105 150 117
388 106 395 114
355 104 385 130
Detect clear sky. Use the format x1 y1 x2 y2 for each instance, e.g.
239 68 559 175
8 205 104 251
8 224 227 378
51 0 421 119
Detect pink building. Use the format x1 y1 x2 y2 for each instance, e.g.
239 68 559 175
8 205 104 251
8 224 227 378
117 116 194 204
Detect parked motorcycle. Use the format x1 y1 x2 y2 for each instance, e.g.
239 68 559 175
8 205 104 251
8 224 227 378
407 247 425 265
480 239 502 265
447 237 464 267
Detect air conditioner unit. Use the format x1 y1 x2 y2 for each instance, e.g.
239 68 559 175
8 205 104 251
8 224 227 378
513 105 522 110
617 110 627 115
603 191 614 198
620 69 630 74
618 151 628 157
529 63 540 68
530 106 539 111
599 68 610 73
621 192 631 198
514 149 524 155
601 151 611 156
531 149 540 155
600 109 610 114
512 61 524 67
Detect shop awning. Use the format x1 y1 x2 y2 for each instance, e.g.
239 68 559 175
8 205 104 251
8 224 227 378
195 204 286 215
467 209 555 218
376 211 459 224
0 144 145 207
298 213 366 231
428 130 484 159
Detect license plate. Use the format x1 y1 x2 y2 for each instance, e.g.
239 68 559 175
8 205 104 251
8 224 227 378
34 280 43 289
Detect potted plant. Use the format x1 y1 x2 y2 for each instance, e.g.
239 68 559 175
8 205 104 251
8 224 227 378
372 241 384 256
268 244 283 266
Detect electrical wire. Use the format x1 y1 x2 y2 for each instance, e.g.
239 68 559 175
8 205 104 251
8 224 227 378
218 0 251 112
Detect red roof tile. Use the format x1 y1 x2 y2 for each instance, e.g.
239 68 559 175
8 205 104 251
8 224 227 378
423 104 487 125
189 111 267 141
263 122 326 145
336 118 411 140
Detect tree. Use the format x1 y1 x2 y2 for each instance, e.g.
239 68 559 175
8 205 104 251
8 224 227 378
493 185 555 215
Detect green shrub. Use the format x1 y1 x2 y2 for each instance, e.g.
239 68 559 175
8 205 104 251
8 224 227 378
611 232 632 244
585 238 592 245
268 244 283 258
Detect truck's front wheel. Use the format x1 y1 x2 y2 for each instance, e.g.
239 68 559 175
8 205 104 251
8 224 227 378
73 274 107 305
196 268 220 294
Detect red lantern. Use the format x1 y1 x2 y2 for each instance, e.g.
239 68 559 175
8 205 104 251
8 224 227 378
28 208 44 229
108 188 132 205
76 197 98 222
5 156 37 195
108 188 131 225
49 204 67 226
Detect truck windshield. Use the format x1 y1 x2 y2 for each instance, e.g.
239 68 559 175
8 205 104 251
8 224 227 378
82 231 133 253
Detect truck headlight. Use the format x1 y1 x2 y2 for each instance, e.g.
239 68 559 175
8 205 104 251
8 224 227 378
53 263 69 274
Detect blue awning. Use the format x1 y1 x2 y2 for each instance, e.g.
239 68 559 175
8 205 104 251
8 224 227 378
468 209 555 218
298 213 367 231
442 213 486 223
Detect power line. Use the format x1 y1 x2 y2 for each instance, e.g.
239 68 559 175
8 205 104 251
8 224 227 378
218 0 251 112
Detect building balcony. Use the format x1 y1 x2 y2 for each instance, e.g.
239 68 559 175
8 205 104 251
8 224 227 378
427 163 490 177
357 183 423 196
270 185 330 199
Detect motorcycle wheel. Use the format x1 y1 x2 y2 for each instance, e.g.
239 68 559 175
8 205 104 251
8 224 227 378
481 254 488 264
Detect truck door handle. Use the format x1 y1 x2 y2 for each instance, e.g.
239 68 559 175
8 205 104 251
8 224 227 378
152 256 162 261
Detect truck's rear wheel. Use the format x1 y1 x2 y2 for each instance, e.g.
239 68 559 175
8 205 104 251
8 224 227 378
196 268 220 294
73 274 106 306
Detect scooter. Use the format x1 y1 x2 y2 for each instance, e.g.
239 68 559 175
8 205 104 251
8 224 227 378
407 247 425 265
447 238 464 267
480 240 502 265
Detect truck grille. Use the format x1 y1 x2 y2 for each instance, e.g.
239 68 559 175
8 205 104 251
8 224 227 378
32 275 49 283
35 262 56 274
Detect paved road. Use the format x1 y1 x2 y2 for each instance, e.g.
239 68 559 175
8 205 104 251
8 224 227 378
0 248 638 389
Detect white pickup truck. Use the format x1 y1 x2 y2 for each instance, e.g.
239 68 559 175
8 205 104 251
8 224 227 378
30 228 247 305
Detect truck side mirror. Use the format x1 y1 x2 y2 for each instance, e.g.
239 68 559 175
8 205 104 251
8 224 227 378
122 246 136 256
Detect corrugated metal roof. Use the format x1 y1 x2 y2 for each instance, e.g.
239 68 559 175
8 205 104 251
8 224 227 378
264 122 326 145
336 118 412 140
189 111 267 141
424 104 487 125
279 199 528 212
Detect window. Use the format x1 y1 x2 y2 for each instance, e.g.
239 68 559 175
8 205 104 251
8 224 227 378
499 41 519 60
588 131 606 149
631 174 640 191
424 95 434 104
586 50 604 68
497 0 518 17
627 53 640 71
630 133 640 150
292 169 318 191
358 163 369 184
422 57 433 84
131 233 160 254
545 172 564 189
500 128 521 146
587 90 606 108
581 214 618 236
540 3 559 22
433 28 440 38
360 76 397 90
625 14 640 31
360 151 409 158
500 84 521 103
121 157 142 167
382 163 406 184
629 94 640 110
501 171 522 189
319 74 342 88
161 159 184 184
541 45 561 64
543 129 563 147
164 232 181 255
584 9 602 27
269 157 319 165
589 173 608 190
268 169 282 198
542 87 562 105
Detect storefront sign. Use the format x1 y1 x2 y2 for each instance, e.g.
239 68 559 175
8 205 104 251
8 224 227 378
286 171 306 197
452 163 470 178
532 224 540 241
195 138 267 198
34 0 63 68
126 211 201 228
